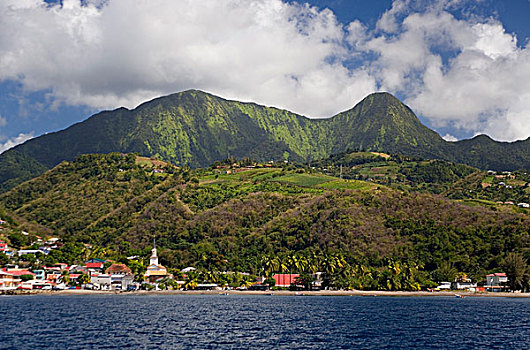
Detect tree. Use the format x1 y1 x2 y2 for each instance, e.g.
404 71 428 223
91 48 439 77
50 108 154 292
295 273 315 290
434 261 457 282
77 273 90 285
0 252 9 266
502 252 528 292
20 274 34 282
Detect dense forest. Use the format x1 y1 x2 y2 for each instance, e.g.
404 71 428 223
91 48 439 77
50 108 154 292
1 153 529 290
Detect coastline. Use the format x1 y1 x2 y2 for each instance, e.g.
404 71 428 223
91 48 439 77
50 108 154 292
3 289 529 298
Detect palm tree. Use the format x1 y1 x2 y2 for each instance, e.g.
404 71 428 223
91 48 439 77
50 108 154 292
502 252 528 292
184 271 199 290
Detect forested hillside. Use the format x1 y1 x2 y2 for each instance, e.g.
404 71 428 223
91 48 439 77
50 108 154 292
1 153 528 289
1 90 529 193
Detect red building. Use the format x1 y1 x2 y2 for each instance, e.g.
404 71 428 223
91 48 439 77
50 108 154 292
272 274 299 287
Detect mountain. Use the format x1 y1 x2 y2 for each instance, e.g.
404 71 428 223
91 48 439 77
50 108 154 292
1 153 528 283
1 89 529 192
323 92 448 159
450 134 530 171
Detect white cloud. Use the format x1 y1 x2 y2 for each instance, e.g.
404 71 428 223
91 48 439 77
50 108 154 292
0 0 529 142
356 2 530 141
0 0 375 118
442 133 458 142
0 132 34 154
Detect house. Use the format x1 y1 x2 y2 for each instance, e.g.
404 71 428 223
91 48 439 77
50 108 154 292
2 268 35 280
181 267 196 273
0 241 7 252
91 273 112 290
52 263 69 271
451 281 477 291
272 274 300 288
105 263 132 275
485 273 508 292
0 270 16 290
104 263 135 290
517 203 530 208
17 249 46 257
68 265 88 274
90 272 133 290
435 282 452 290
86 258 106 264
85 262 104 272
33 270 46 280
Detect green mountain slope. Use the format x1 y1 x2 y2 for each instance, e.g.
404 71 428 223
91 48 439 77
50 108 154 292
1 90 530 192
324 93 448 158
1 153 528 284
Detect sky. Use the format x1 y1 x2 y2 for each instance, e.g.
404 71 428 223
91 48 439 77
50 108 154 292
1 0 530 153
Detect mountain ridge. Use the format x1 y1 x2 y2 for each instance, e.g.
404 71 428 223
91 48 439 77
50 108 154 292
1 89 529 192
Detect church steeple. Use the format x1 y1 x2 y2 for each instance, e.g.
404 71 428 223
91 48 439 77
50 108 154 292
150 239 159 266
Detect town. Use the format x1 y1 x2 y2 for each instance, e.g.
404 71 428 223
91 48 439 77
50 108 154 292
0 235 518 295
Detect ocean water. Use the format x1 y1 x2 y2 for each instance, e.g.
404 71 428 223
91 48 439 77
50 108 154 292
0 294 529 349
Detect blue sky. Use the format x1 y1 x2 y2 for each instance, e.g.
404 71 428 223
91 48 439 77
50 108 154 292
1 0 530 152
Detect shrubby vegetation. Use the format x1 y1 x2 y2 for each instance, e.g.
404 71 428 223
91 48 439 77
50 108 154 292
1 153 529 291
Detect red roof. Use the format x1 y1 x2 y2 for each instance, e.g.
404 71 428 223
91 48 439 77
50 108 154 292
86 262 104 268
486 273 506 277
2 269 35 276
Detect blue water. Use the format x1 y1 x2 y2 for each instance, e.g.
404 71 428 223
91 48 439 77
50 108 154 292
0 295 529 349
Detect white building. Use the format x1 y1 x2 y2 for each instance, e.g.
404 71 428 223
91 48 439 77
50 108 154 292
145 241 168 283
485 273 508 292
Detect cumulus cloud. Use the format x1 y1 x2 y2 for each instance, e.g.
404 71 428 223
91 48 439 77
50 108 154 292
0 0 529 141
0 132 34 154
442 133 458 142
0 0 375 118
356 1 530 141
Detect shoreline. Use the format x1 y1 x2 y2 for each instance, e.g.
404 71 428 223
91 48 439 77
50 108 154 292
3 289 529 298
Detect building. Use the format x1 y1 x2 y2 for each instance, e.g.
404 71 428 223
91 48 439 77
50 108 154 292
90 274 112 290
435 282 452 290
104 263 135 290
0 241 7 252
17 249 47 257
0 270 16 290
272 274 299 288
85 262 104 273
485 273 508 292
105 263 132 275
451 281 477 291
33 270 46 280
145 242 169 283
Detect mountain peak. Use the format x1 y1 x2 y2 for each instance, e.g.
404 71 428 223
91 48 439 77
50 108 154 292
1 89 529 192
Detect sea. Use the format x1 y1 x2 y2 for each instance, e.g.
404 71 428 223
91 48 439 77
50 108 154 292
0 294 529 349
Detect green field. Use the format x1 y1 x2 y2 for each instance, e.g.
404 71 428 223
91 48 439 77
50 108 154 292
270 173 337 187
317 179 379 191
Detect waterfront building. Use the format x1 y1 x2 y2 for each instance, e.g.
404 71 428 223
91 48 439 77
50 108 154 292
145 241 168 283
485 273 508 292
